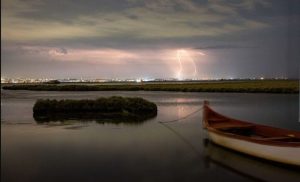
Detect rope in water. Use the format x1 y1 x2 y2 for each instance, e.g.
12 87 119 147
158 107 203 124
159 122 202 155
157 106 205 156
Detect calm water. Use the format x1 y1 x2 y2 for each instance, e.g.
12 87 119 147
1 90 300 182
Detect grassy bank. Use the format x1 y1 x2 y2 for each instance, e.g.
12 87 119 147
3 80 299 93
33 96 157 123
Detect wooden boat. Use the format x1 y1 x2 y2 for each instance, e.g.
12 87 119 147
202 101 300 166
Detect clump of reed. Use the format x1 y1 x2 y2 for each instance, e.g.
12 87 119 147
33 96 157 123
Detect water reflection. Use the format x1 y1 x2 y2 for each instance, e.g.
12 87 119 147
33 112 156 125
175 98 191 123
203 141 300 182
2 90 299 182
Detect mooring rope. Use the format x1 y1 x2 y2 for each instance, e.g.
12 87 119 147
158 107 203 124
157 106 204 155
158 121 202 155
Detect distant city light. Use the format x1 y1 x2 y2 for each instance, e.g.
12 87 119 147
0 76 290 84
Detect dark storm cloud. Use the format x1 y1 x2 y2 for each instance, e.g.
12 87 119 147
1 0 299 78
2 0 272 43
13 0 135 23
57 48 68 54
194 45 257 50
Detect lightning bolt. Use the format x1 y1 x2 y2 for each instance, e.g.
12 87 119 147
176 50 183 80
190 56 198 78
176 49 205 80
191 51 205 78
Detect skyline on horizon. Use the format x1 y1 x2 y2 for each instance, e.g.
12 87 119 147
2 0 300 79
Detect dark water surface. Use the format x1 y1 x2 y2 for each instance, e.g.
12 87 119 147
1 90 300 182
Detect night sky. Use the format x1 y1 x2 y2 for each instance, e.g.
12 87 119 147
2 0 300 79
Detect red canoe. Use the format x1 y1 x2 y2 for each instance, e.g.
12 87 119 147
202 101 300 166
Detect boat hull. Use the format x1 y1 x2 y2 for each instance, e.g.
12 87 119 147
204 142 300 182
208 130 300 166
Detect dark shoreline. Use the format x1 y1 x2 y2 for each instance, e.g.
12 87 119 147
2 80 299 94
